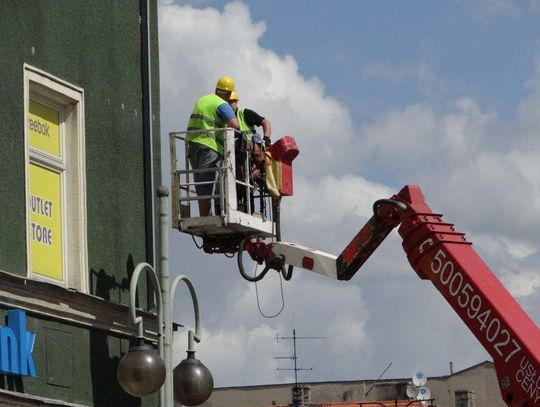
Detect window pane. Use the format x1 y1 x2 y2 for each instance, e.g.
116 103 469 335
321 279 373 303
29 100 61 158
29 163 64 281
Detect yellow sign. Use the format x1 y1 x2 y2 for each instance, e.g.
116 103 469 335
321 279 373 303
29 164 63 281
28 100 61 157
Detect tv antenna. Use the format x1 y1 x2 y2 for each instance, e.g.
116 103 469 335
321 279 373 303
274 329 326 387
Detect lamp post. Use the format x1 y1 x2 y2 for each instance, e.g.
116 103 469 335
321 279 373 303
171 275 214 406
117 186 213 406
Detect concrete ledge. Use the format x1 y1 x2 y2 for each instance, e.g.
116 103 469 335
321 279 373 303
0 388 90 407
0 270 158 340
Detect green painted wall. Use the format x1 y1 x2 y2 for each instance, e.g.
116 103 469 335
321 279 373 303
0 0 161 305
0 1 162 405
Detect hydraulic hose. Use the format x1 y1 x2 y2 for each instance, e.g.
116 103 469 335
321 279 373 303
281 264 294 280
372 198 407 217
237 238 272 282
272 200 294 279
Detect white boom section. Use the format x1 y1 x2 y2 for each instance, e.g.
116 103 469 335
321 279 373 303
268 241 338 280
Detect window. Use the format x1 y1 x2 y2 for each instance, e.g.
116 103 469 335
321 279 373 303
455 390 476 407
24 65 88 292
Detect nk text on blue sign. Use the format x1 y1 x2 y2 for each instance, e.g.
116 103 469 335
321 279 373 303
0 310 37 377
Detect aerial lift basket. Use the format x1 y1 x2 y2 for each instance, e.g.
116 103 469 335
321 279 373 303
169 128 283 253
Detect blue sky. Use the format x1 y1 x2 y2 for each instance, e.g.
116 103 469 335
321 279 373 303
251 1 535 116
158 0 540 394
176 0 540 121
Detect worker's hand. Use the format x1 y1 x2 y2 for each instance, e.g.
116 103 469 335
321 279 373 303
252 133 263 144
264 136 271 147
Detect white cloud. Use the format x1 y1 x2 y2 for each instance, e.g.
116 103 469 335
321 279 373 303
159 1 354 178
282 174 393 252
502 270 540 298
172 274 371 387
195 324 284 385
357 97 497 178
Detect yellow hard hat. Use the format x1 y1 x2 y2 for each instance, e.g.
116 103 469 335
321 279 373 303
215 76 235 92
229 91 239 101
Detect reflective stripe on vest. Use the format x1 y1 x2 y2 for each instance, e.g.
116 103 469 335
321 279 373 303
186 94 227 155
237 107 256 141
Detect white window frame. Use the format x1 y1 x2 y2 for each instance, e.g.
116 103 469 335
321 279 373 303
23 64 88 293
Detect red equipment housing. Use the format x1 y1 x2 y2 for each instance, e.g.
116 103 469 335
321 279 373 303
267 136 299 196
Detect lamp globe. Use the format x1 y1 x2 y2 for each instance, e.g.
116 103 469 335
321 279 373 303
173 351 214 406
117 340 166 397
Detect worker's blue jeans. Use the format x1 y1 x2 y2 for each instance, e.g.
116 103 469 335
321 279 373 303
187 142 221 213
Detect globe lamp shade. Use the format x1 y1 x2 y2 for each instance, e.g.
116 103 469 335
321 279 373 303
173 351 214 406
117 342 166 397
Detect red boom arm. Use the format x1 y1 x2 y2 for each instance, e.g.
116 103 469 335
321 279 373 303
242 184 540 405
337 185 540 407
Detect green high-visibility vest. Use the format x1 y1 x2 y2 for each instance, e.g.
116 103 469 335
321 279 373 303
237 107 256 141
186 94 228 155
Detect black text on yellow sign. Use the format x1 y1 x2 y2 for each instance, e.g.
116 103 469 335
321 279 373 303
28 164 63 280
28 100 60 157
29 194 54 246
28 117 50 137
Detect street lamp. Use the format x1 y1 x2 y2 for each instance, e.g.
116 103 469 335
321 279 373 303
117 186 213 406
117 262 166 398
171 275 214 406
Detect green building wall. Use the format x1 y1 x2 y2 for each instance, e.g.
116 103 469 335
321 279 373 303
0 1 162 405
0 0 161 302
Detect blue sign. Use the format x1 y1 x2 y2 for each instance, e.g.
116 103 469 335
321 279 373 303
0 310 37 377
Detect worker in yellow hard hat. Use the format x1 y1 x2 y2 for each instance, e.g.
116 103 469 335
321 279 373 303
228 91 272 213
229 90 239 106
215 76 235 92
229 91 271 146
186 76 240 216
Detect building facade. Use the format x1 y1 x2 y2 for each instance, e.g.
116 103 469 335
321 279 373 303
204 361 505 407
0 1 160 406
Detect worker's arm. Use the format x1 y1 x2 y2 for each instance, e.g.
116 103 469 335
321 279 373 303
261 118 271 138
217 103 240 130
244 109 272 145
226 117 240 130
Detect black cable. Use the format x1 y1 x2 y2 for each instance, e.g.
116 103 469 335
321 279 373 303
254 264 285 318
237 238 272 282
372 198 407 217
191 235 203 249
282 264 294 281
